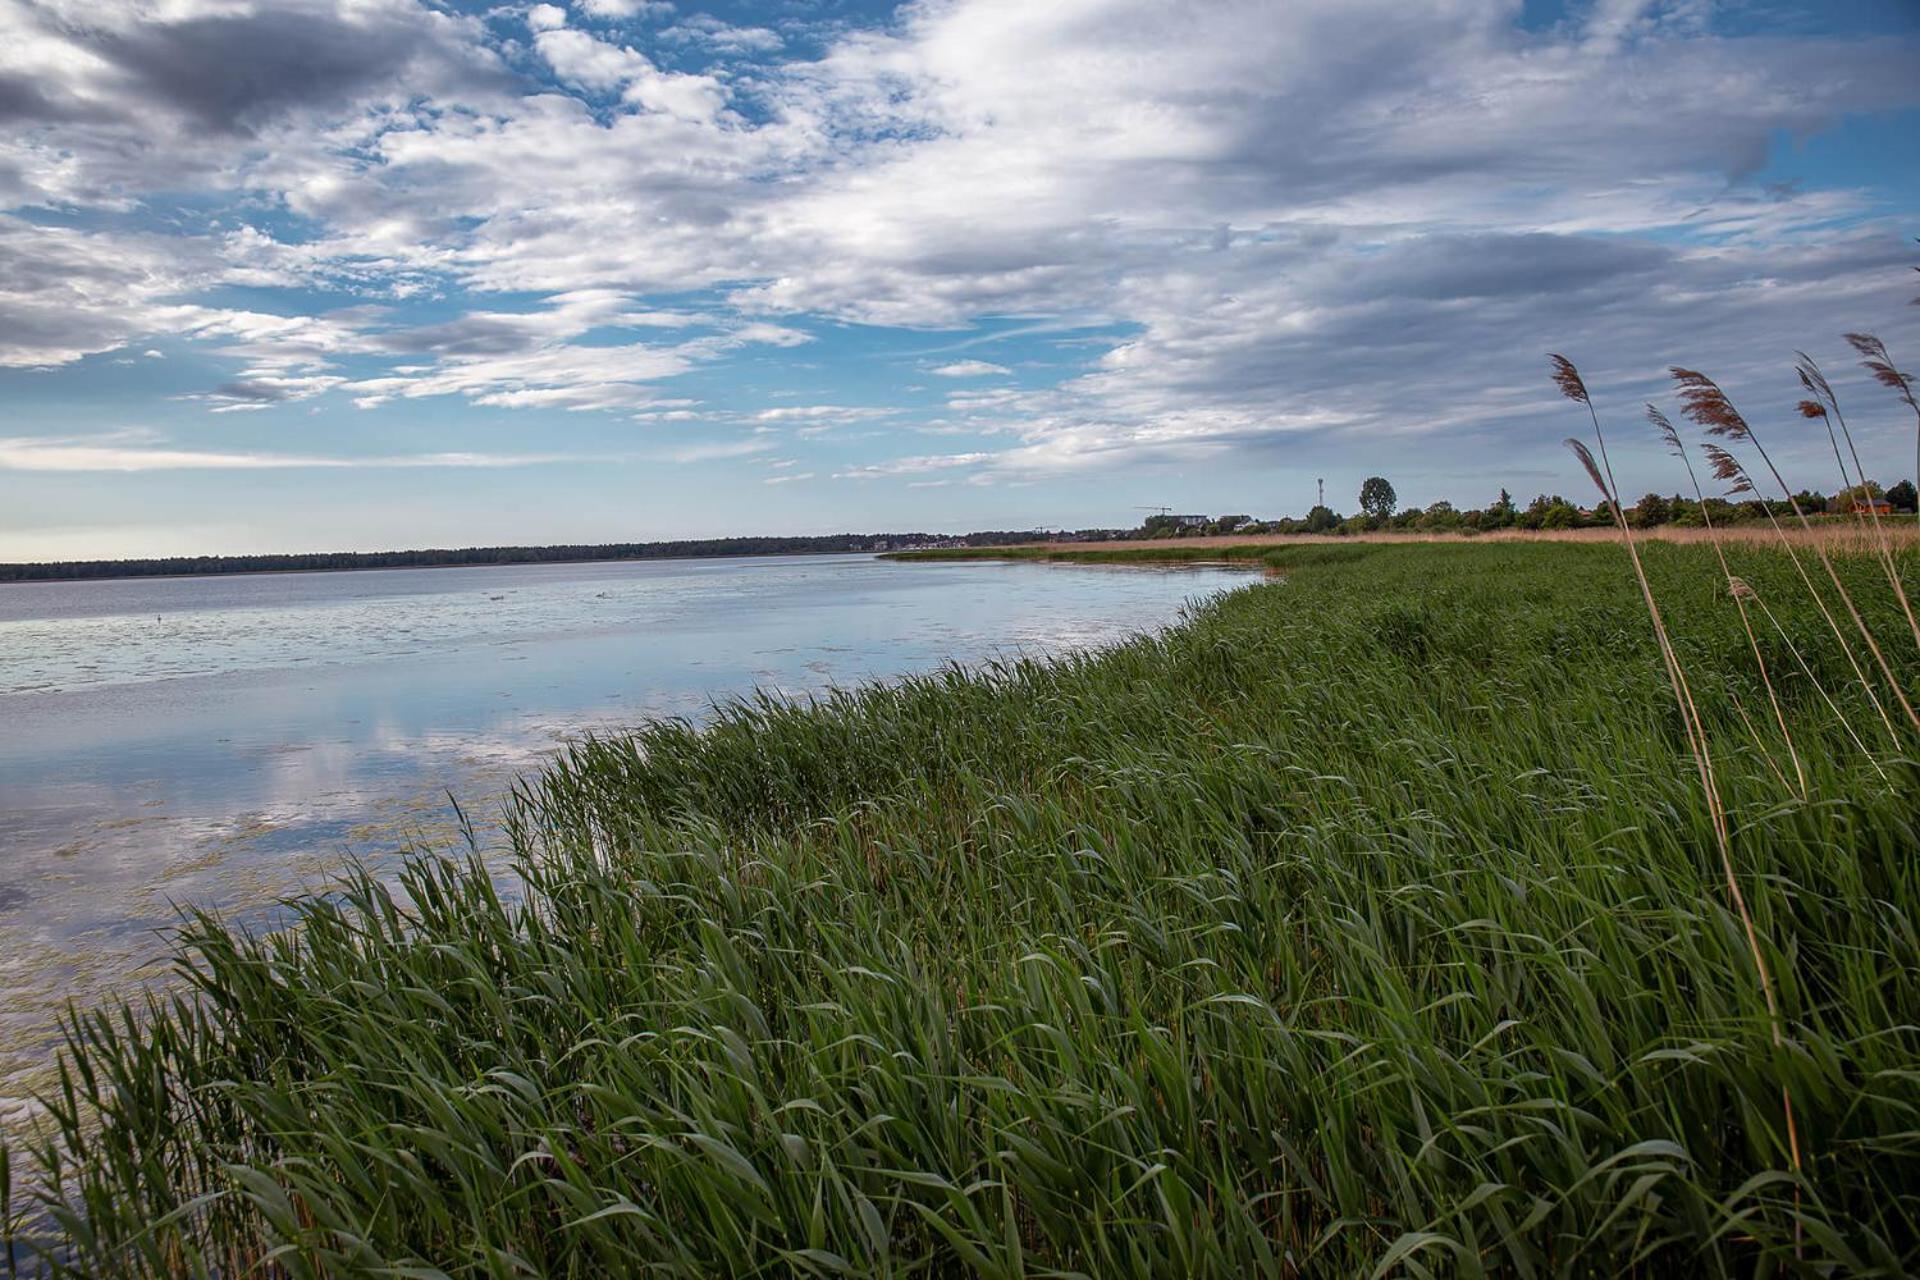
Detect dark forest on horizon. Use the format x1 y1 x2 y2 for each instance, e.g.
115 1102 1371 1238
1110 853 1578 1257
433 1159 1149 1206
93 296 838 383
0 530 1089 583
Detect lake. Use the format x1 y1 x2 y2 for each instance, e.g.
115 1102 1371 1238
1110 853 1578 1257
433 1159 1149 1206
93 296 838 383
0 553 1243 1121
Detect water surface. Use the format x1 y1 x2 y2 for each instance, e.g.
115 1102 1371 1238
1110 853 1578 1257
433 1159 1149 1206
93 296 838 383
0 554 1241 1118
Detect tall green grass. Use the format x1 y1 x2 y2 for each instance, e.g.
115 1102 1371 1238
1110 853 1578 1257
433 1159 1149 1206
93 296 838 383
5 542 1918 1277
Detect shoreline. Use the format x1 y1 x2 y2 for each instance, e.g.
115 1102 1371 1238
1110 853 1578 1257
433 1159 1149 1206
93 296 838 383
0 547 886 588
885 520 1920 562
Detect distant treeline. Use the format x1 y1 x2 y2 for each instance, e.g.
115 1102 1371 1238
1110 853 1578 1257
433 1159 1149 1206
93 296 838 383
0 531 1099 583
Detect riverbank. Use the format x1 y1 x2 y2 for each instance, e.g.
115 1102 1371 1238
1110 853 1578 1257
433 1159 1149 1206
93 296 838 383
884 518 1920 562
6 541 1917 1275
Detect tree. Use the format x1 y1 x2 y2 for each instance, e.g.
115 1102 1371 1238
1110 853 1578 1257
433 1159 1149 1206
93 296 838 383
1888 479 1918 514
1358 476 1397 523
1631 493 1671 527
1515 494 1553 530
1304 504 1340 533
1831 481 1886 512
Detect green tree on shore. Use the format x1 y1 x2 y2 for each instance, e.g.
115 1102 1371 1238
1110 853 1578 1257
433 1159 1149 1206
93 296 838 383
1358 476 1397 523
1632 493 1671 527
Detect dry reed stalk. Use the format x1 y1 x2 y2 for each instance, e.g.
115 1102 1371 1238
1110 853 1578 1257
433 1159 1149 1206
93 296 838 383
1729 573 1887 776
1650 404 1805 796
1704 441 1901 745
1551 360 1715 782
1677 368 1919 734
1796 353 1920 655
1727 688 1792 792
1025 524 1920 557
1553 356 1804 1211
1844 332 1920 525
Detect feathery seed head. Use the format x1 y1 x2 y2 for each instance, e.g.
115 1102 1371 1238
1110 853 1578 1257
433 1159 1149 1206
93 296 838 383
1845 332 1888 362
1548 355 1590 405
1564 437 1609 500
1672 367 1752 441
1702 443 1753 495
1645 403 1684 457
1794 352 1835 404
1844 331 1918 407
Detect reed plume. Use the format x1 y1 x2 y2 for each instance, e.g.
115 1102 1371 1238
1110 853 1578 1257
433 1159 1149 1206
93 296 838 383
1843 332 1920 525
1703 441 1898 741
1549 353 1591 405
1674 367 1918 733
1651 404 1804 795
1796 352 1920 653
1552 356 1801 1211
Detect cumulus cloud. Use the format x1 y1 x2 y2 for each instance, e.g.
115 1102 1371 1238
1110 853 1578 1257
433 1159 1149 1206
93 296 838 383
1 0 1916 487
573 0 674 20
659 15 782 55
529 14 730 120
0 0 509 205
0 216 204 366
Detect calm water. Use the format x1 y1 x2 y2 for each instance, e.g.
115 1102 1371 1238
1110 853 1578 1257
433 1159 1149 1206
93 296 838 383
0 553 1243 1117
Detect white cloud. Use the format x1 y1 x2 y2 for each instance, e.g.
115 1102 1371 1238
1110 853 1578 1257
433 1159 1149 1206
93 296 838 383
668 438 776 463
931 360 1012 378
660 15 782 55
574 0 673 19
533 25 648 89
183 373 349 413
0 216 208 367
0 432 592 472
529 21 730 121
1 0 1916 486
0 0 510 207
752 404 892 423
836 451 994 480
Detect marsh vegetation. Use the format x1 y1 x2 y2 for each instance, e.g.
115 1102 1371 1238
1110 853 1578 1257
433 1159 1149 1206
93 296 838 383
5 529 1918 1276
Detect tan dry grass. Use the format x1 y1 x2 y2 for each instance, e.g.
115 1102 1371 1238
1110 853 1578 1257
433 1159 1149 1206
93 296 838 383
1022 522 1920 553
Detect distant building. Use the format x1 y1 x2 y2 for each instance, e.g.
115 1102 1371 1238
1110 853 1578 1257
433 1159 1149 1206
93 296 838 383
1852 498 1894 515
1169 514 1208 528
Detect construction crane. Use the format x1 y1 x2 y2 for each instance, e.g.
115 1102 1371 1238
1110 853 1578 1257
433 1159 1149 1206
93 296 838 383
1134 505 1174 516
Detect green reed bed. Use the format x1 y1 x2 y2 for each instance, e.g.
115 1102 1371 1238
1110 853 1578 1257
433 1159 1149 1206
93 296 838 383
5 541 1918 1277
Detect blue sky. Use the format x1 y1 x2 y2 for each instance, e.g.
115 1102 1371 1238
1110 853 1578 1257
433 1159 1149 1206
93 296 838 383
1 0 1917 559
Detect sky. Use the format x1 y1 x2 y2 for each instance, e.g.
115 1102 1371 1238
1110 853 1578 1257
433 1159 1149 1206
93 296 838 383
1 0 1917 560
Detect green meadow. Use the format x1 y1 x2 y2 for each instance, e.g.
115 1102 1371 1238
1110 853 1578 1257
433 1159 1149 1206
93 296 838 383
5 540 1917 1276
